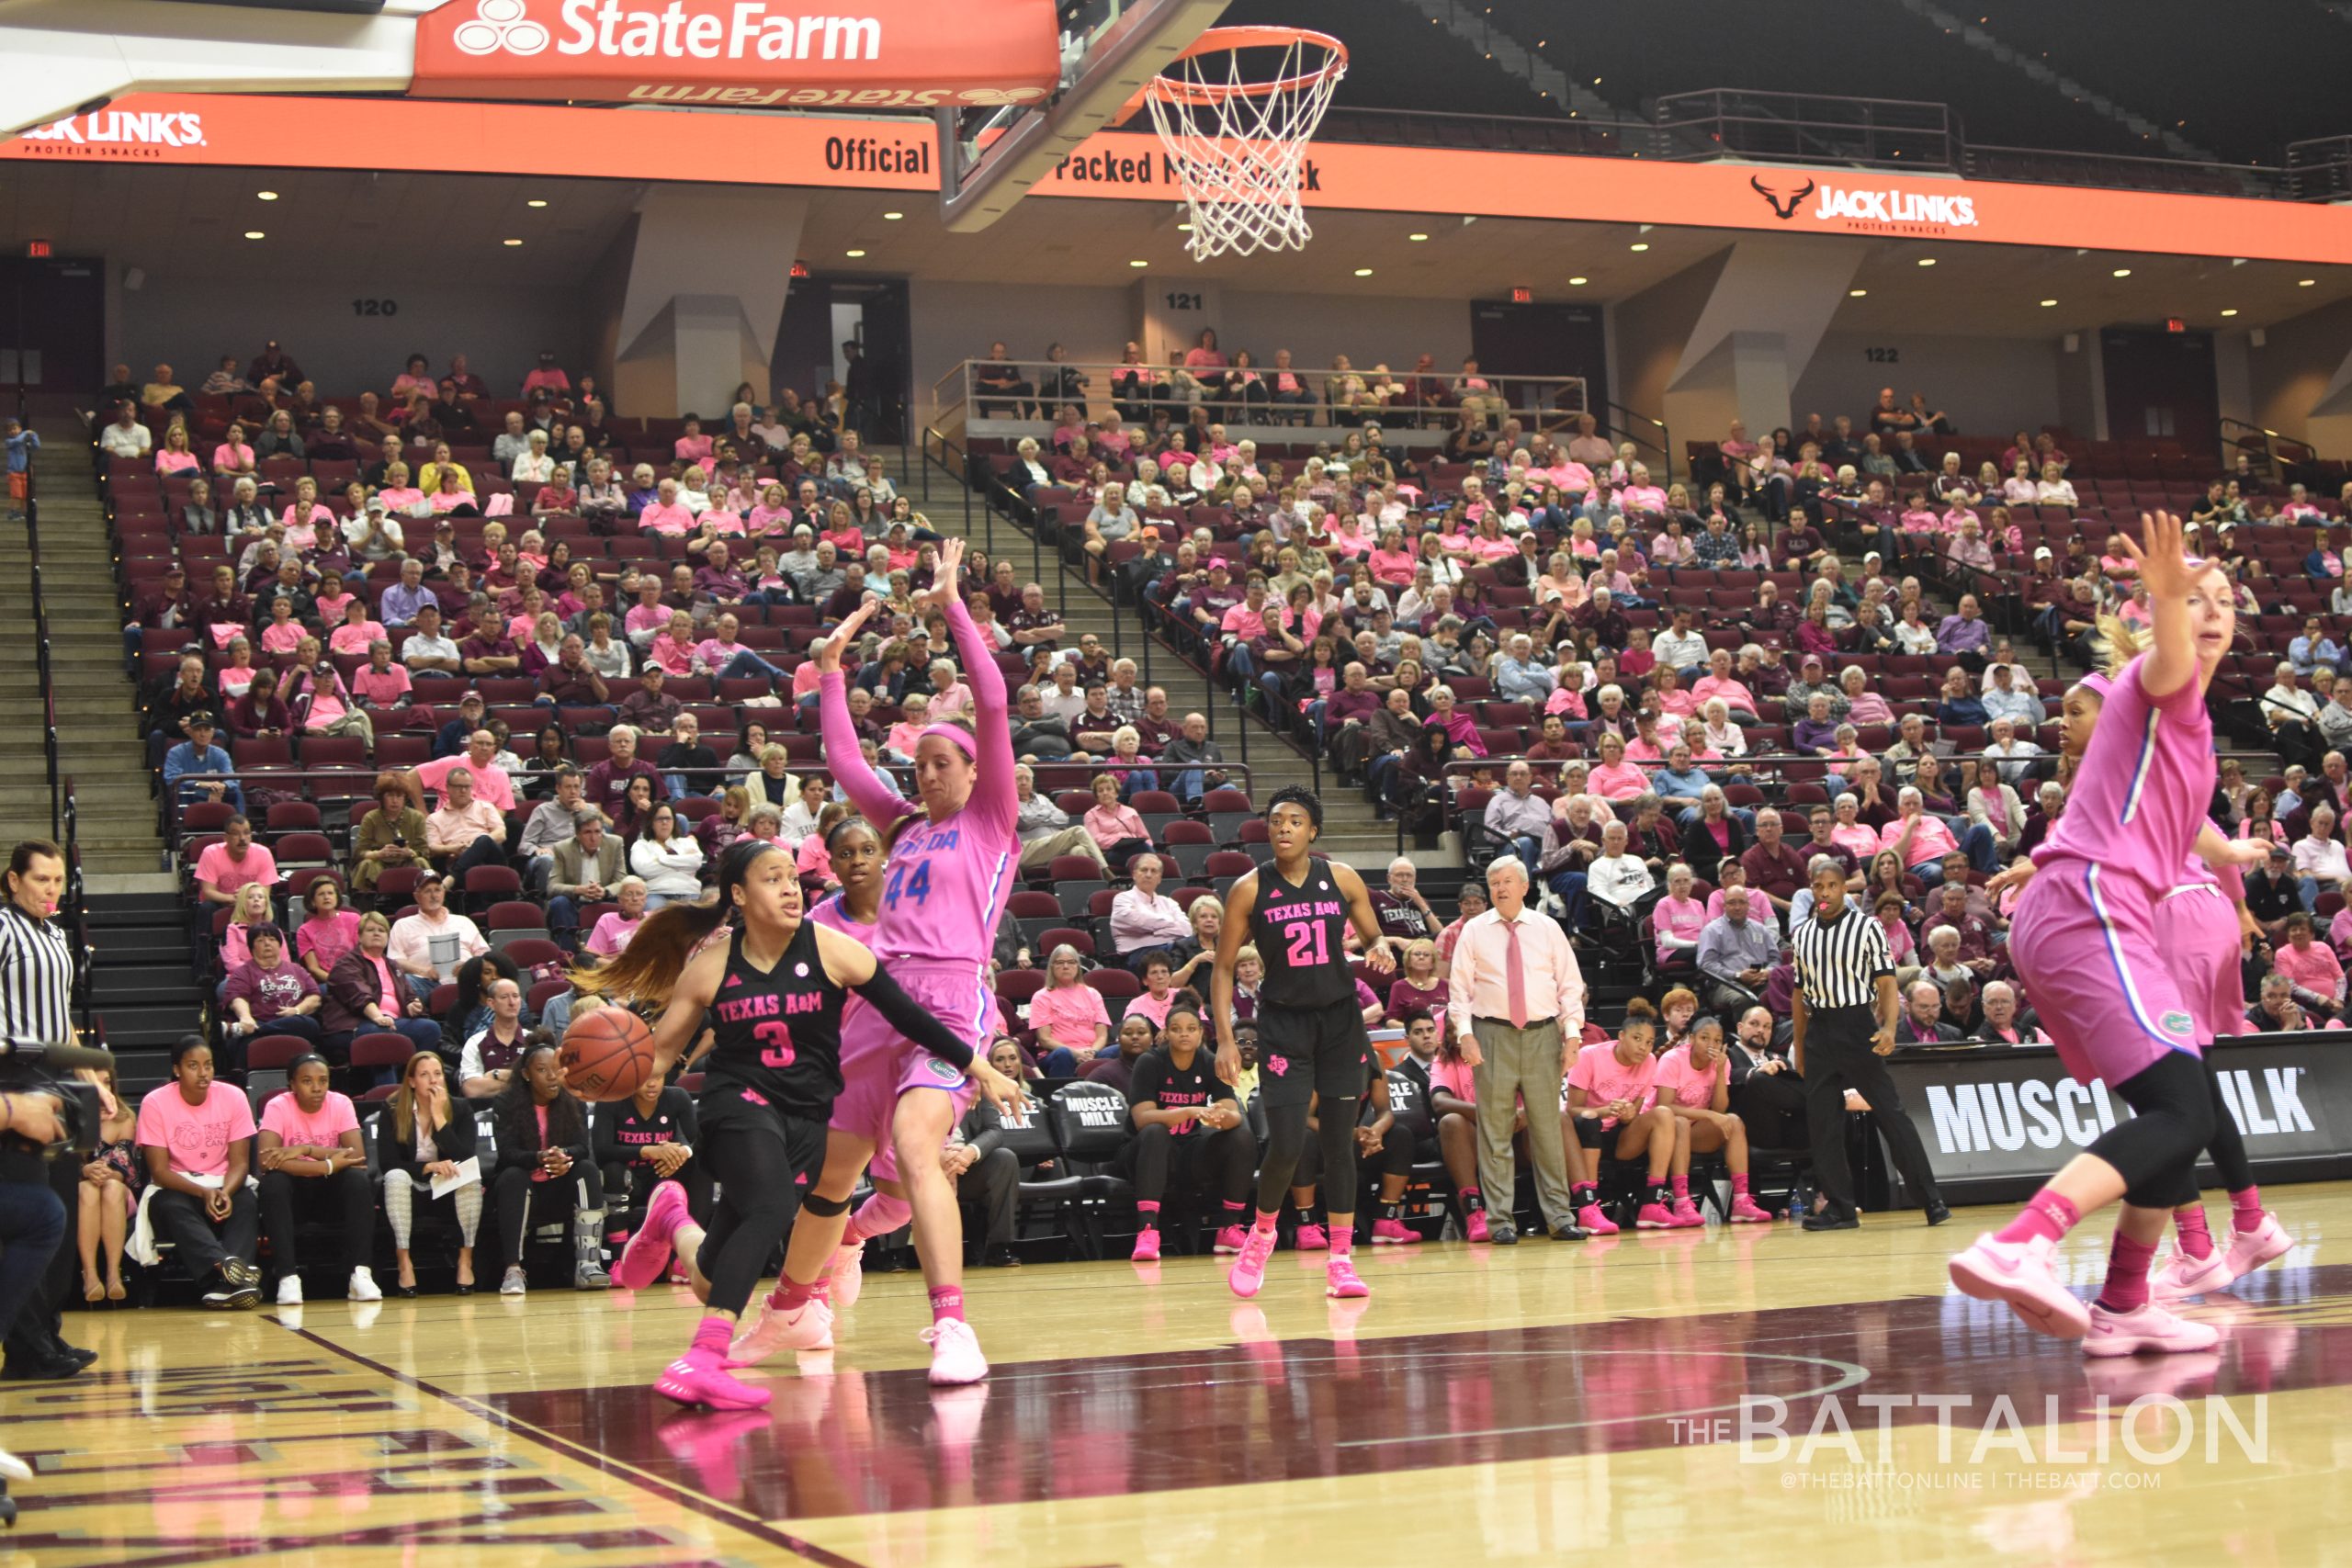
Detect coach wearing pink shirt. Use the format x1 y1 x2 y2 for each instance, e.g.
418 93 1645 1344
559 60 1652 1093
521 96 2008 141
1445 859 1587 1243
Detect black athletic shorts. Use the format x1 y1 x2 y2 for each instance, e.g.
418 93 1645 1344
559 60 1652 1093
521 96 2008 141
1571 1114 1609 1150
1254 998 1374 1109
696 1081 830 1185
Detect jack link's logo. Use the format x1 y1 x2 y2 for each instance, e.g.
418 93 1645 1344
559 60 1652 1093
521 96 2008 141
453 0 550 55
1749 175 1815 220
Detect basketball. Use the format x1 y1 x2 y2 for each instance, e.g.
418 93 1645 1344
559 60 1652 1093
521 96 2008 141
559 1008 656 1101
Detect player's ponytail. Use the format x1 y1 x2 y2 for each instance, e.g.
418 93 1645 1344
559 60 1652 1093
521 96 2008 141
2094 612 2144 677
571 840 784 1005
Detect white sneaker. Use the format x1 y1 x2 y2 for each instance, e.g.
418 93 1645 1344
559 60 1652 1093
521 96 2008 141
500 1266 527 1297
728 1298 834 1366
0 1447 30 1483
276 1275 303 1307
921 1317 989 1386
347 1266 383 1303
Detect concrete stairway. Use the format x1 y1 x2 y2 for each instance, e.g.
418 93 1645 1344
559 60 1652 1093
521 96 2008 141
9 424 166 878
932 468 1411 868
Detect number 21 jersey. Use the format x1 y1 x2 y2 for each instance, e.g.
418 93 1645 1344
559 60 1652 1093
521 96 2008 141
1248 863 1354 1010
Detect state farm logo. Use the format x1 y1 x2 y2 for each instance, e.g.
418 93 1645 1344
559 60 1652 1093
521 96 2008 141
452 0 549 55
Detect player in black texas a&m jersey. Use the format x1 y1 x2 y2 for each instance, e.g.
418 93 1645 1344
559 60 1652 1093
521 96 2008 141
1212 786 1397 1303
572 840 1017 1413
1120 1004 1254 1262
591 1075 709 1234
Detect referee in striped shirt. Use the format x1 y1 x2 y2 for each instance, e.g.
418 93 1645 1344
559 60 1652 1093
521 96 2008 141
1790 854 1949 1232
0 840 86 1383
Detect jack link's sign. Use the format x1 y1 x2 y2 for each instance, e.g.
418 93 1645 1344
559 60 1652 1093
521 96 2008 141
410 0 1061 107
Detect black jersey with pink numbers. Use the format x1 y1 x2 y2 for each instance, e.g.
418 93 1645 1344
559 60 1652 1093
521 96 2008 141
704 919 846 1120
1248 862 1354 1010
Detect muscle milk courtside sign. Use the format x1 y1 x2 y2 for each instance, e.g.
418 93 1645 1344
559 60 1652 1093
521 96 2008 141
411 0 1062 105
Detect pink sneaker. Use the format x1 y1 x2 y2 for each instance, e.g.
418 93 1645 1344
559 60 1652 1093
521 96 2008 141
2084 1301 2223 1357
921 1317 989 1385
1948 1233 2090 1339
826 1243 865 1309
1577 1202 1620 1235
1130 1227 1161 1263
1729 1194 1774 1224
1325 1256 1370 1298
727 1297 833 1366
614 1183 688 1291
2223 1213 2292 1283
1292 1223 1329 1252
1465 1210 1492 1244
655 1348 772 1410
1227 1225 1277 1299
1668 1197 1704 1228
2150 1245 2233 1303
1634 1201 1676 1229
1371 1218 1421 1246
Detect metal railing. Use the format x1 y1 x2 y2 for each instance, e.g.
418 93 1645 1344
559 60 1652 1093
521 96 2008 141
21 408 58 840
930 357 1596 461
1655 89 1959 170
2220 420 2317 484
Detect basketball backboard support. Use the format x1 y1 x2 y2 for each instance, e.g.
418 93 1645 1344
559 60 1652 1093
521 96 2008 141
936 0 1227 232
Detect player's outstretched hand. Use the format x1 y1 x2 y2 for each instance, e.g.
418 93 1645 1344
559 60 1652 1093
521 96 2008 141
1363 937 1397 976
922 537 967 614
817 600 879 673
967 1053 1021 1117
2122 510 2196 601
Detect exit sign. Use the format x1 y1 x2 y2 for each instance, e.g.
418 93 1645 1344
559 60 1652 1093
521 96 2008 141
1510 286 1533 303
24 241 49 258
2165 317 2187 333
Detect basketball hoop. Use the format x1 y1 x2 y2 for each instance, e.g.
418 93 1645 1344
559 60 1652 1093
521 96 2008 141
1140 27 1347 261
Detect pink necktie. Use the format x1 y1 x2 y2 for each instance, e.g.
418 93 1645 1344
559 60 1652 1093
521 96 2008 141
1505 920 1529 1029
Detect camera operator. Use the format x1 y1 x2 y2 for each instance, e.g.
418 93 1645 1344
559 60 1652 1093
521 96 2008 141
0 840 92 1386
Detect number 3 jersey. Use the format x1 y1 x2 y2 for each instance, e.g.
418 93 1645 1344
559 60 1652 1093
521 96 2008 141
1248 863 1356 1010
704 919 848 1121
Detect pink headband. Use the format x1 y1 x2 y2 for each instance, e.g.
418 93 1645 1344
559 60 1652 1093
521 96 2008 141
917 725 977 760
2075 671 2115 700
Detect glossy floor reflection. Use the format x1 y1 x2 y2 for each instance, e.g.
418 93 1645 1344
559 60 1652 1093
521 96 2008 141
6 1184 2351 1567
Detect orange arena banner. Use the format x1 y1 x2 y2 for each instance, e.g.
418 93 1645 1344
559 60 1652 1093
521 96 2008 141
410 0 1062 107
7 95 2352 265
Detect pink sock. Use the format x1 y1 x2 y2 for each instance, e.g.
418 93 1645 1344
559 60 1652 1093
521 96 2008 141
1670 1175 1690 1200
688 1314 732 1363
1136 1201 1160 1229
1328 1227 1352 1258
1730 1172 1750 1197
2231 1186 2264 1226
928 1286 965 1325
2174 1205 2214 1261
2098 1232 2158 1313
1252 1211 1279 1235
846 1192 912 1247
776 1276 822 1311
1994 1189 2081 1247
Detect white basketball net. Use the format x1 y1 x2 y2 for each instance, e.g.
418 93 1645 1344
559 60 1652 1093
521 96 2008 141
1144 34 1346 261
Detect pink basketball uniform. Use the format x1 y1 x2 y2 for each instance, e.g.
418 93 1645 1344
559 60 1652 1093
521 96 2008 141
819 597 1015 1175
2012 655 2212 1085
2155 856 2245 1046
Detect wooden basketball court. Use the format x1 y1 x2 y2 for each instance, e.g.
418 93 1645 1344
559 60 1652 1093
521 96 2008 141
6 1185 2346 1566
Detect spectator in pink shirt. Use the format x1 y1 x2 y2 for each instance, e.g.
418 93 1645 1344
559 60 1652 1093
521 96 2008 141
1651 863 1708 969
520 351 571 399
650 610 699 675
637 478 695 536
1689 648 1756 718
1083 774 1153 871
1588 731 1649 800
328 598 386 656
672 416 714 468
212 423 256 479
585 876 649 957
1026 944 1112 1074
1880 786 1962 881
352 639 413 708
137 1038 262 1310
194 815 278 920
2274 913 2345 1020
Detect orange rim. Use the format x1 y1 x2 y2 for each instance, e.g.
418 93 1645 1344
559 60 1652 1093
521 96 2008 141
1142 26 1348 107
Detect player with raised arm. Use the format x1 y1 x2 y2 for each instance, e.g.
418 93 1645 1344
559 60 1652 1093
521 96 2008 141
1212 787 1397 1301
1951 512 2245 1356
741 536 1023 1385
577 840 1014 1410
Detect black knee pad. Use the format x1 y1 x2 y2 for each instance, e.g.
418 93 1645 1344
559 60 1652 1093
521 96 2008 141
801 1190 851 1219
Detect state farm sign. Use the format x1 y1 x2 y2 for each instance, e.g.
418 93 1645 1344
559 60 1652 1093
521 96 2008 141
411 0 1061 106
